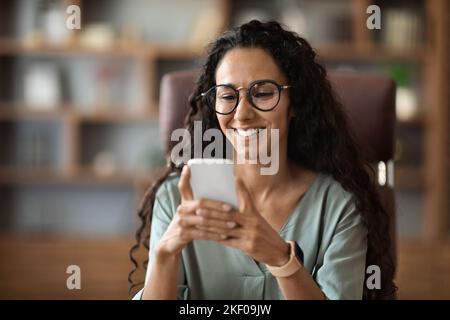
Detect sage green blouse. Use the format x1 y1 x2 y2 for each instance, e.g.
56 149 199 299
133 172 368 300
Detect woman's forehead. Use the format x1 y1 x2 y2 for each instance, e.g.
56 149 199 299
215 48 286 85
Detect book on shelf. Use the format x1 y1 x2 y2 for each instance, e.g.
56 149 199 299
382 9 423 49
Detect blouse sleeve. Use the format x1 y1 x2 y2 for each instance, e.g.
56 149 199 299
132 177 188 300
315 202 368 300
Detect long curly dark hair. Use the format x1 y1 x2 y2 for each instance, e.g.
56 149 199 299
128 20 397 299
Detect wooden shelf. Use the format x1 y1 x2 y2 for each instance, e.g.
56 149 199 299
0 166 164 187
151 44 206 60
0 38 427 62
0 38 204 60
0 107 70 121
0 163 425 191
78 109 159 123
316 43 428 61
0 38 142 58
76 166 164 187
0 104 158 122
396 116 426 128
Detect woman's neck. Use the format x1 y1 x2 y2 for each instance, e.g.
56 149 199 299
234 154 303 205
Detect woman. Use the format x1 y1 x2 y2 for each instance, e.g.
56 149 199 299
129 20 396 300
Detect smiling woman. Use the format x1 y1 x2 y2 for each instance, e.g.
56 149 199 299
128 20 396 300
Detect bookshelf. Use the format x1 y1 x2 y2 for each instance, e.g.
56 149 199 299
0 0 447 299
0 0 218 187
0 0 225 299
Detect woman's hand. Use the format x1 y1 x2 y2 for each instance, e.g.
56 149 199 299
156 165 237 257
196 178 291 267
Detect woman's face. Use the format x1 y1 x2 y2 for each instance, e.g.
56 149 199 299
214 47 291 162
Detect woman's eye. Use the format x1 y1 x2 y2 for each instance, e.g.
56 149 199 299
254 92 274 98
219 95 236 101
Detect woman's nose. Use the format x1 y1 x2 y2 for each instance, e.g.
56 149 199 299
234 94 255 121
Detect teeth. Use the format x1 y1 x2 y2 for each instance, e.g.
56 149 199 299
235 128 261 137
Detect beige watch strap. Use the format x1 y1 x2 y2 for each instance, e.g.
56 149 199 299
266 241 302 277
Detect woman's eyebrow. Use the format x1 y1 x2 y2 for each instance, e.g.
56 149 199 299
216 79 278 87
216 82 235 87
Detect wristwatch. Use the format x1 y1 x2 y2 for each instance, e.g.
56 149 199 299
266 241 304 278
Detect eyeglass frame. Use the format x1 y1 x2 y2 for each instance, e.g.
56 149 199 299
200 79 293 115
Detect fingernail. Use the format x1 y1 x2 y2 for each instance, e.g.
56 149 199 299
195 209 202 215
222 204 232 211
220 234 227 239
227 221 236 228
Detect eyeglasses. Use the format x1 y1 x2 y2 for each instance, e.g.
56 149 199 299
200 79 293 115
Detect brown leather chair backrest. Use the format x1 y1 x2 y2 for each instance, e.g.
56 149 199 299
159 70 199 154
159 69 397 277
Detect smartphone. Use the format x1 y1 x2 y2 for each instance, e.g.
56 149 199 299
187 158 238 209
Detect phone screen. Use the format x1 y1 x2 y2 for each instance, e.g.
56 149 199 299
187 158 238 208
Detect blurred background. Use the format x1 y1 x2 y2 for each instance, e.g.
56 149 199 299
0 0 448 299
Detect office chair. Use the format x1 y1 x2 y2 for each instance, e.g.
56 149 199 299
158 69 397 294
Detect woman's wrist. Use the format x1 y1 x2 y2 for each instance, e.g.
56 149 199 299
156 243 182 264
143 244 181 300
270 241 291 267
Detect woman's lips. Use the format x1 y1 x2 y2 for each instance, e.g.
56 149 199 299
235 128 262 137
